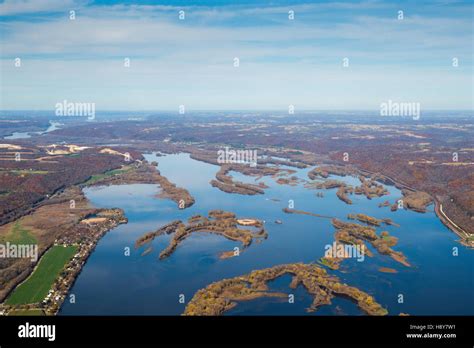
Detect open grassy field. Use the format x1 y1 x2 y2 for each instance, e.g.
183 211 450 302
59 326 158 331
0 169 49 175
8 308 45 316
5 245 78 305
0 221 37 245
83 167 132 185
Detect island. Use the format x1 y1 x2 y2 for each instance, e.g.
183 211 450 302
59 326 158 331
183 263 388 316
305 170 390 206
135 210 267 260
210 165 266 195
347 213 399 227
282 207 334 219
319 219 410 270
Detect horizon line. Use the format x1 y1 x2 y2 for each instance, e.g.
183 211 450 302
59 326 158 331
1 109 473 113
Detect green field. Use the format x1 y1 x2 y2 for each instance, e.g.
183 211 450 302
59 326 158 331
6 245 77 305
84 167 132 185
8 308 45 316
0 169 49 175
1 221 37 245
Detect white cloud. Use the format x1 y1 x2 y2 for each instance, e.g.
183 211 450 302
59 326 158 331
0 0 87 16
0 1 472 110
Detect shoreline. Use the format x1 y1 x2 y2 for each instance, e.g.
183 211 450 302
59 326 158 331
435 201 473 248
352 166 472 247
0 189 128 316
187 149 472 246
50 207 128 315
2 152 470 316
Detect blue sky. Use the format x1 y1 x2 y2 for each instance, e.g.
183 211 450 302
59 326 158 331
0 0 472 111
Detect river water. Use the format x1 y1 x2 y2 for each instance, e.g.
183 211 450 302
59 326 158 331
60 153 474 315
3 121 61 139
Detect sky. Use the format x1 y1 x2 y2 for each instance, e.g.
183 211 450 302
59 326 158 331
0 0 473 111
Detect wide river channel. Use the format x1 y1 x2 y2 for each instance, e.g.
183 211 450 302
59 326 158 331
60 153 474 315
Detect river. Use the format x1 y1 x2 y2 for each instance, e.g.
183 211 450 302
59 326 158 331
60 153 474 315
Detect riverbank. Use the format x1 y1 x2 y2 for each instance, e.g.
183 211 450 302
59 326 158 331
0 188 128 315
435 201 473 248
82 162 195 209
58 151 474 316
356 166 473 247
312 162 472 246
